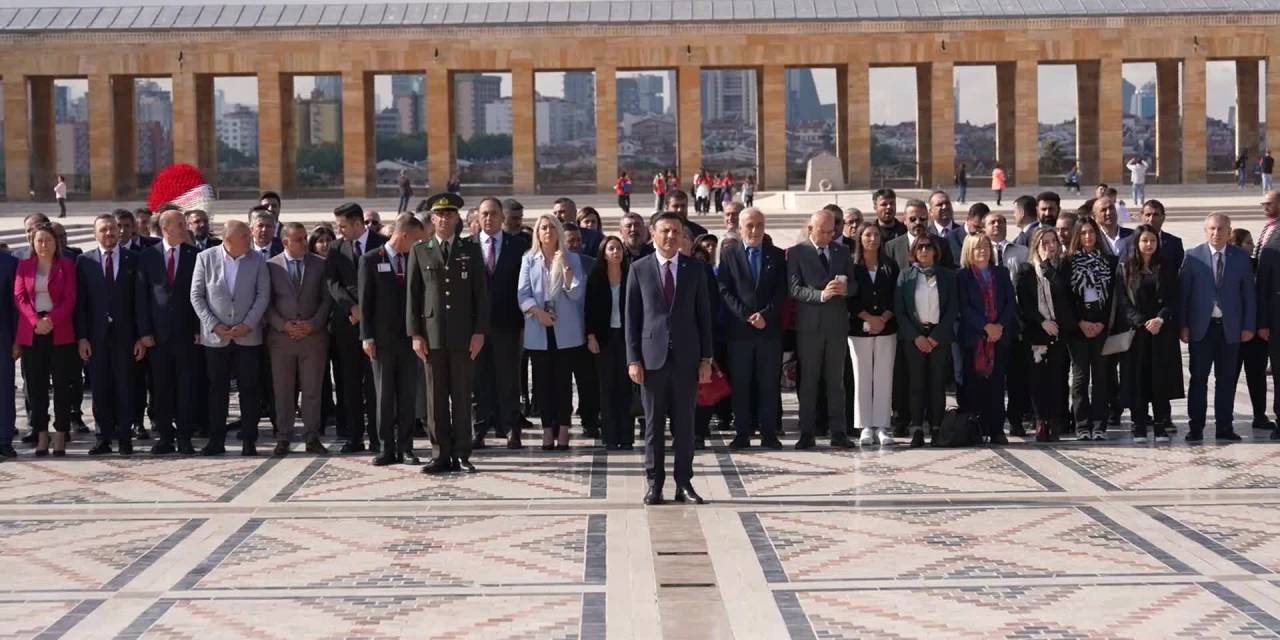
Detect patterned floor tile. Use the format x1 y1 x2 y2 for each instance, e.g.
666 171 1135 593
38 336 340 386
273 453 606 501
0 599 101 640
720 448 1056 498
0 519 198 592
776 582 1280 639
1047 444 1280 491
119 594 603 640
1144 504 1280 574
745 506 1188 583
178 514 605 590
0 458 276 504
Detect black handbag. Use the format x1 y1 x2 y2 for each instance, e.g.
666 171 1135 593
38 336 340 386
932 409 982 447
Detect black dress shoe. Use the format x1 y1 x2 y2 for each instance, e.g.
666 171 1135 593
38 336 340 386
675 484 705 504
421 459 452 474
88 441 113 455
339 440 366 454
200 444 226 456
830 435 855 449
1216 430 1243 442
1254 418 1278 431
273 441 290 457
72 417 90 433
134 424 151 441
729 435 751 450
177 441 196 455
1273 427 1280 441
694 438 706 450
368 441 382 456
457 458 476 473
989 431 1009 445
795 434 816 450
506 434 524 449
909 431 925 448
643 487 664 505
1008 422 1027 438
150 441 176 455
372 453 398 466
1186 430 1204 443
555 443 570 451
402 451 421 465
241 442 258 456
618 442 635 450
20 431 35 444
305 439 329 455
760 437 783 450
118 441 133 456
583 426 601 439
1108 411 1122 427
0 445 15 459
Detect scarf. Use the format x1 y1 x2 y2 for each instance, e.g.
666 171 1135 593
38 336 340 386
1069 250 1111 306
1032 262 1057 364
972 266 996 377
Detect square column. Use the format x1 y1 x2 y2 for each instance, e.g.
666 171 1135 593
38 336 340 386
1269 57 1280 163
29 77 56 199
1155 60 1182 182
89 74 134 199
760 65 788 191
916 66 933 187
918 61 954 189
257 71 294 195
677 65 702 181
342 69 374 198
426 66 453 192
4 76 30 199
997 60 1040 187
1097 57 1124 185
995 63 1017 182
172 72 216 181
1076 61 1100 186
1182 56 1207 184
838 61 870 188
1236 59 1261 160
595 66 618 193
511 63 535 194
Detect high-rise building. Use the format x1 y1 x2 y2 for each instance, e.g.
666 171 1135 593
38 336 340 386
785 68 825 126
216 104 259 157
1131 81 1156 119
314 76 342 101
617 74 666 117
55 85 70 123
215 89 226 119
135 80 173 133
294 88 342 147
392 74 424 98
564 72 594 107
55 121 89 177
1121 78 1136 116
484 98 513 136
455 74 503 140
701 69 757 125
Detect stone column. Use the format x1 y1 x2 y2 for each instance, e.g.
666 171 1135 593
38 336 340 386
760 64 788 191
1013 59 1040 186
916 65 933 187
921 61 954 189
677 64 702 180
342 69 374 198
839 61 870 188
595 66 618 193
1236 59 1261 160
511 62 535 194
29 77 56 199
1182 56 1207 184
88 74 132 200
1097 57 1123 185
426 66 453 192
257 71 293 194
3 76 30 200
1269 57 1280 163
995 62 1017 182
1075 61 1099 186
1155 60 1182 182
172 72 216 181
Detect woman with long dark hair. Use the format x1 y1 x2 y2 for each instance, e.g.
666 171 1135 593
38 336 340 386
15 223 78 456
1014 227 1075 441
849 222 898 447
1119 224 1183 442
1063 217 1119 440
585 236 633 450
956 233 1016 444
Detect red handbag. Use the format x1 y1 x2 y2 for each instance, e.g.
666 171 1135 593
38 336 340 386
697 363 731 407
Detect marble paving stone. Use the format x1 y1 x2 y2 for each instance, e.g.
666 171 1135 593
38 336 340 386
1046 444 1280 491
0 519 197 592
0 599 101 640
0 458 276 504
1144 503 1280 574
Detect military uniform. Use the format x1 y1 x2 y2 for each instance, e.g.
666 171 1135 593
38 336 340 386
407 194 490 468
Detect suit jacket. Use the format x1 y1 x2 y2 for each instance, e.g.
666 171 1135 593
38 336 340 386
625 252 713 370
469 231 529 330
894 266 957 345
518 251 587 350
265 252 330 335
74 247 141 347
1115 230 1185 270
787 240 857 336
191 235 221 251
717 242 787 341
1100 226 1135 257
406 235 490 350
15 256 77 346
0 252 18 343
1179 243 1255 343
885 232 956 272
121 236 160 253
326 232 389 334
848 259 899 337
359 246 413 346
585 265 629 347
995 242 1029 276
936 223 965 262
1013 262 1077 346
955 265 1017 349
251 239 286 262
135 241 199 345
1257 231 1280 331
1014 220 1041 247
189 246 271 347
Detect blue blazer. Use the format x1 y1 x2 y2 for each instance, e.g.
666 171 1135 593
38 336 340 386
518 251 586 350
955 265 1016 349
1179 243 1256 343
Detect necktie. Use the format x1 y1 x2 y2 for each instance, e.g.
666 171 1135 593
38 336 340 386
486 237 496 274
996 244 1005 267
1258 222 1276 260
166 248 176 286
818 247 829 272
662 260 675 309
749 247 761 281
442 240 451 262
262 247 270 259
103 250 114 293
290 259 302 290
1215 250 1224 286
354 240 363 258
394 253 405 284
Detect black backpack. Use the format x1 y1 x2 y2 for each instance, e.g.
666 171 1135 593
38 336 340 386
932 409 982 447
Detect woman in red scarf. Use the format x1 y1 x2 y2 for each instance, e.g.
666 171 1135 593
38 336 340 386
956 234 1016 444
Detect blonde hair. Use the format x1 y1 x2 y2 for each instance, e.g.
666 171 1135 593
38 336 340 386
527 213 568 292
959 232 993 268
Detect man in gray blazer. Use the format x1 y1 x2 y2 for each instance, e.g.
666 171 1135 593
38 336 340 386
265 222 331 456
190 220 271 456
788 209 858 449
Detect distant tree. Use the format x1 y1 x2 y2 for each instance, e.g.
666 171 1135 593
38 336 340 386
457 134 513 161
216 140 257 170
376 134 427 163
1040 139 1069 175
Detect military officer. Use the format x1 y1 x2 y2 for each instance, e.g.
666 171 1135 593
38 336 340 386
407 193 490 474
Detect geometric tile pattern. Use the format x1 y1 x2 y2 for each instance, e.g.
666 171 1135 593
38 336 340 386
0 458 276 504
1145 504 1280 574
0 519 198 592
1047 444 1280 491
0 599 101 640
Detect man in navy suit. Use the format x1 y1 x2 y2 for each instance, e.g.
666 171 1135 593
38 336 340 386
116 209 161 253
76 214 146 455
0 249 16 458
471 197 531 448
718 208 787 450
1180 213 1256 441
1115 199 1185 268
135 208 200 455
627 212 713 505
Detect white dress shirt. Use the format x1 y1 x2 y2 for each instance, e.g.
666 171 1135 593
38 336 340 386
915 272 940 325
222 247 245 291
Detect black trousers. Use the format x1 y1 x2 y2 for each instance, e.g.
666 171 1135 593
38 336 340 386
191 345 210 433
962 346 1008 439
149 337 197 444
596 330 633 446
529 337 575 429
641 356 697 489
1067 334 1110 426
333 326 377 446
1028 341 1069 425
474 328 523 438
902 342 948 430
1005 334 1030 426
571 344 601 430
427 349 474 460
1235 335 1270 423
88 332 135 444
206 343 263 444
23 335 78 433
728 336 782 440
373 339 419 454
617 194 631 213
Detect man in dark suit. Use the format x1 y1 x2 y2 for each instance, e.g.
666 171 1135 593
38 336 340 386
109 209 157 441
1115 198 1185 268
928 190 965 260
718 207 786 450
76 214 145 455
327 202 387 454
1256 190 1280 439
186 209 221 251
408 193 490 474
788 209 858 449
362 214 427 465
470 197 530 449
627 212 713 505
0 249 17 458
250 208 285 260
116 209 161 253
564 223 603 439
552 197 605 258
184 208 217 439
885 200 956 271
135 208 200 455
1180 213 1256 442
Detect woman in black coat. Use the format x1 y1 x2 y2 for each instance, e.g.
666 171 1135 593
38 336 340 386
955 233 1017 444
1014 227 1076 442
1118 224 1184 442
1063 217 1120 441
585 236 633 450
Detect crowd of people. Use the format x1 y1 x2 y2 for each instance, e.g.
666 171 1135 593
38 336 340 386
2 162 1278 503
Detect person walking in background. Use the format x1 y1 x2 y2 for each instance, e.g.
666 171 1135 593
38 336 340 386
849 222 898 447
54 175 67 218
397 170 413 214
991 164 1007 206
1119 224 1183 443
1262 150 1275 193
446 172 461 194
954 163 968 204
1015 227 1074 442
652 171 667 212
1236 151 1250 190
615 172 632 213
1064 217 1119 440
742 174 756 208
15 224 77 456
895 235 956 448
1126 156 1150 206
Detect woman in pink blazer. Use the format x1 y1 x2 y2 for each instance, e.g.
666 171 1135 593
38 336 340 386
14 223 78 456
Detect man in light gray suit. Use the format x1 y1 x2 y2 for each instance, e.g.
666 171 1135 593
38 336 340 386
265 222 331 457
788 209 858 449
190 220 271 456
